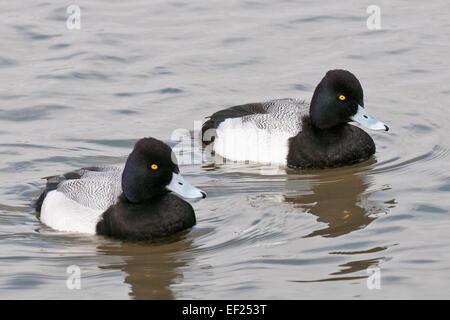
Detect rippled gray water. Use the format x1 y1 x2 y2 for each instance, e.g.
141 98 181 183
1 0 449 299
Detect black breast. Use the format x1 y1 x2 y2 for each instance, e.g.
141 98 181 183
287 117 376 169
96 194 196 241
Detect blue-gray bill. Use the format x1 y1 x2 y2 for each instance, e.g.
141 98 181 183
351 105 389 131
166 172 207 199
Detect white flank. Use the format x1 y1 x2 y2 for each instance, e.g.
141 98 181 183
214 118 291 165
40 190 103 234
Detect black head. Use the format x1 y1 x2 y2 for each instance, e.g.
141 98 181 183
310 70 364 129
122 137 179 203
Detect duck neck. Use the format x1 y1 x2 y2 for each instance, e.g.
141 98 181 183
302 115 347 137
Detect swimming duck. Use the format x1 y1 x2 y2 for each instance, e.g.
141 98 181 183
35 137 206 240
202 69 389 168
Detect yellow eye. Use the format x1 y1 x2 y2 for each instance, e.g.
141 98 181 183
150 164 158 170
339 95 346 101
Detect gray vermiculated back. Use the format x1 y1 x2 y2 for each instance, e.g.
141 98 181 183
241 98 309 136
57 165 124 211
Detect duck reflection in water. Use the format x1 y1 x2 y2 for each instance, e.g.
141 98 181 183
284 161 395 238
96 233 195 300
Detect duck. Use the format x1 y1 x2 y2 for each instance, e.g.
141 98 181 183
202 69 389 169
35 137 206 240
